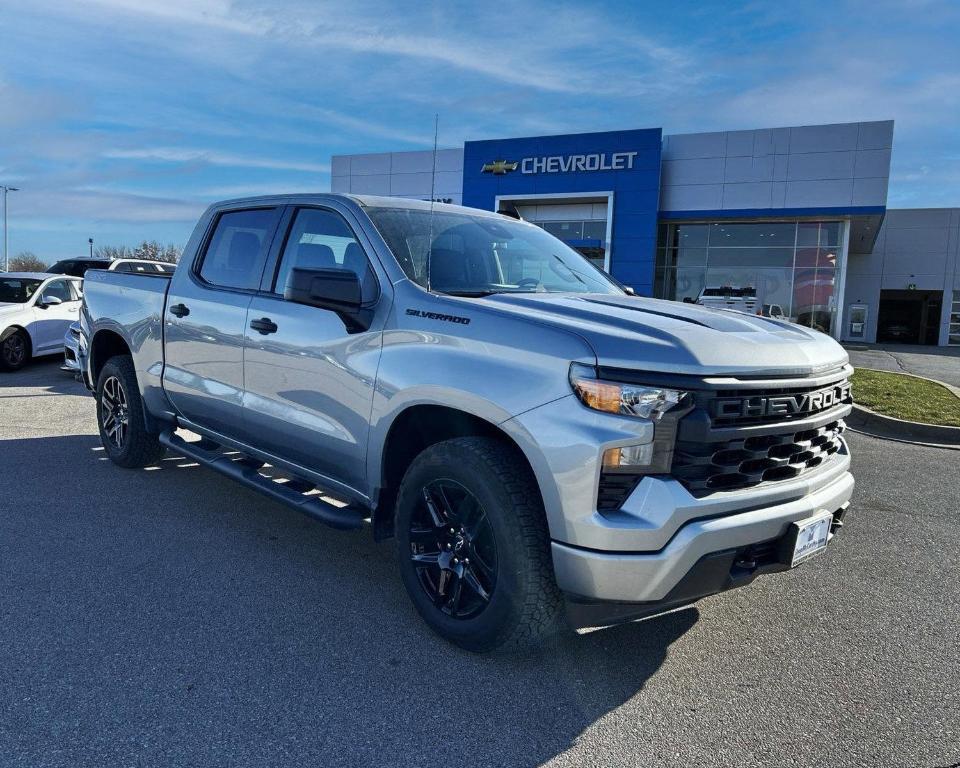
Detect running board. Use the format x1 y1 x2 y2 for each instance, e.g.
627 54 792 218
158 430 365 530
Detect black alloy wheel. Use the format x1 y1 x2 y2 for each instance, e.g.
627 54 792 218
0 330 28 370
394 437 563 652
408 479 498 620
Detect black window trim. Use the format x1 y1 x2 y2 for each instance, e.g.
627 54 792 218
262 204 381 305
190 205 284 296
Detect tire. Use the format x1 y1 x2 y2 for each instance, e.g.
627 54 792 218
96 355 166 468
395 436 563 652
0 328 30 371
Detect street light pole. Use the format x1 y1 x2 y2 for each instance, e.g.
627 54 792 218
2 185 20 272
88 238 94 258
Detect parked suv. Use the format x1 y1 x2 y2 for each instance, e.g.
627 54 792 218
79 195 855 651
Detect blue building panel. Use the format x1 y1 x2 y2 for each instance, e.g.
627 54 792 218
462 128 663 293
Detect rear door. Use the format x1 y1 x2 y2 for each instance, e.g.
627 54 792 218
162 206 282 437
240 204 387 491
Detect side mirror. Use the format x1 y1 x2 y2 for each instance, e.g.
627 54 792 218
38 294 63 308
623 286 636 296
284 267 371 332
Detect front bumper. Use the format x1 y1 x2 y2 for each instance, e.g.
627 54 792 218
61 344 79 372
553 465 853 606
504 393 855 620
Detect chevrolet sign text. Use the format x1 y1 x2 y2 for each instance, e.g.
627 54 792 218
713 381 852 420
519 151 638 174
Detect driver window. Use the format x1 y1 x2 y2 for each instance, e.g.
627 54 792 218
274 208 373 299
41 280 73 303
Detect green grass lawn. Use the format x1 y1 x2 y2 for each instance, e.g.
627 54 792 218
851 368 960 427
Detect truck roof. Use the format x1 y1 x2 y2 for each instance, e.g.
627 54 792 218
207 192 502 218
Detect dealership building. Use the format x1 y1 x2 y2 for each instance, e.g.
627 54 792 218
332 120 960 347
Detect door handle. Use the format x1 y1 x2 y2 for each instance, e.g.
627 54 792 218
249 317 278 335
169 303 190 318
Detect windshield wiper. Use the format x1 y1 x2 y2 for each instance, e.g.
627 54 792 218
437 289 502 297
551 255 587 285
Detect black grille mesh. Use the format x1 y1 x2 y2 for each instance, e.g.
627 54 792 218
673 420 845 496
597 473 642 511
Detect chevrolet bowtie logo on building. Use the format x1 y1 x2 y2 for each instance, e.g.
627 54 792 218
481 159 519 175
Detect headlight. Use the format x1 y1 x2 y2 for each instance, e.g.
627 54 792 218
569 363 687 420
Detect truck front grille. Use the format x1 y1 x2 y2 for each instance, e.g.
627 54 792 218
672 419 845 496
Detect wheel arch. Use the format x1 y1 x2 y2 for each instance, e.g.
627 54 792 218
89 328 132 384
372 403 546 541
89 329 162 433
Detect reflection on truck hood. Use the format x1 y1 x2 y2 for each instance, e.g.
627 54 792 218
479 293 848 377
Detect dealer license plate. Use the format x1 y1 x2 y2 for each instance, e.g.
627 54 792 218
789 513 833 567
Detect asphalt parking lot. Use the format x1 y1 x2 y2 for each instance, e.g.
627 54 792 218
1 359 958 768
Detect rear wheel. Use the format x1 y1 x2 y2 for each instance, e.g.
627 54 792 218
395 437 563 652
96 355 166 468
0 328 30 371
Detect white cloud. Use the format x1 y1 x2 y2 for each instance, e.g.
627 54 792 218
53 0 698 95
102 147 329 173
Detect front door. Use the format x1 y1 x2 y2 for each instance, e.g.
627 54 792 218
241 205 386 492
162 206 282 437
32 277 82 352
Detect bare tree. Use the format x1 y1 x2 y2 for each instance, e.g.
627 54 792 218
94 245 133 260
9 252 46 271
132 241 182 264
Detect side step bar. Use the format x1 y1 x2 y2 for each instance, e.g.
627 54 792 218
158 430 365 530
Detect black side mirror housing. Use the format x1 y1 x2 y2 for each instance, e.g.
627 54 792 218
284 267 372 332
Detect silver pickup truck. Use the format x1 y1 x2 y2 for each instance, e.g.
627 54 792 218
79 194 855 651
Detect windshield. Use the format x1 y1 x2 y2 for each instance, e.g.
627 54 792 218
0 278 43 303
366 207 622 296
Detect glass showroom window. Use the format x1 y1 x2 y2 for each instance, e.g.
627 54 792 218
537 220 607 270
655 221 843 333
949 291 960 346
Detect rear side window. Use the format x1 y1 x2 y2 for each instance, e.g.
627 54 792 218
198 208 279 290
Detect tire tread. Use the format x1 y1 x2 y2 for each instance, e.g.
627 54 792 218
398 436 563 651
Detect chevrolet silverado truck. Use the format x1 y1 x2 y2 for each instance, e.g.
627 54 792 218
79 194 855 651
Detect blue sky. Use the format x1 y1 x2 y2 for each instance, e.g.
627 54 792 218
0 0 958 261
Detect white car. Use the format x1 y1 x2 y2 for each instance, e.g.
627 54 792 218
0 272 84 371
108 259 176 274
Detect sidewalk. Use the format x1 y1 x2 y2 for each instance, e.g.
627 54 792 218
844 343 960 391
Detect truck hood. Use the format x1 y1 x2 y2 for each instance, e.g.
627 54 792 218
479 293 849 377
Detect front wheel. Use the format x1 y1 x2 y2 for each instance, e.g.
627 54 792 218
395 437 563 652
96 355 166 468
0 328 30 371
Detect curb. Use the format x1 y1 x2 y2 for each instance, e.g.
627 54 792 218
847 403 960 449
